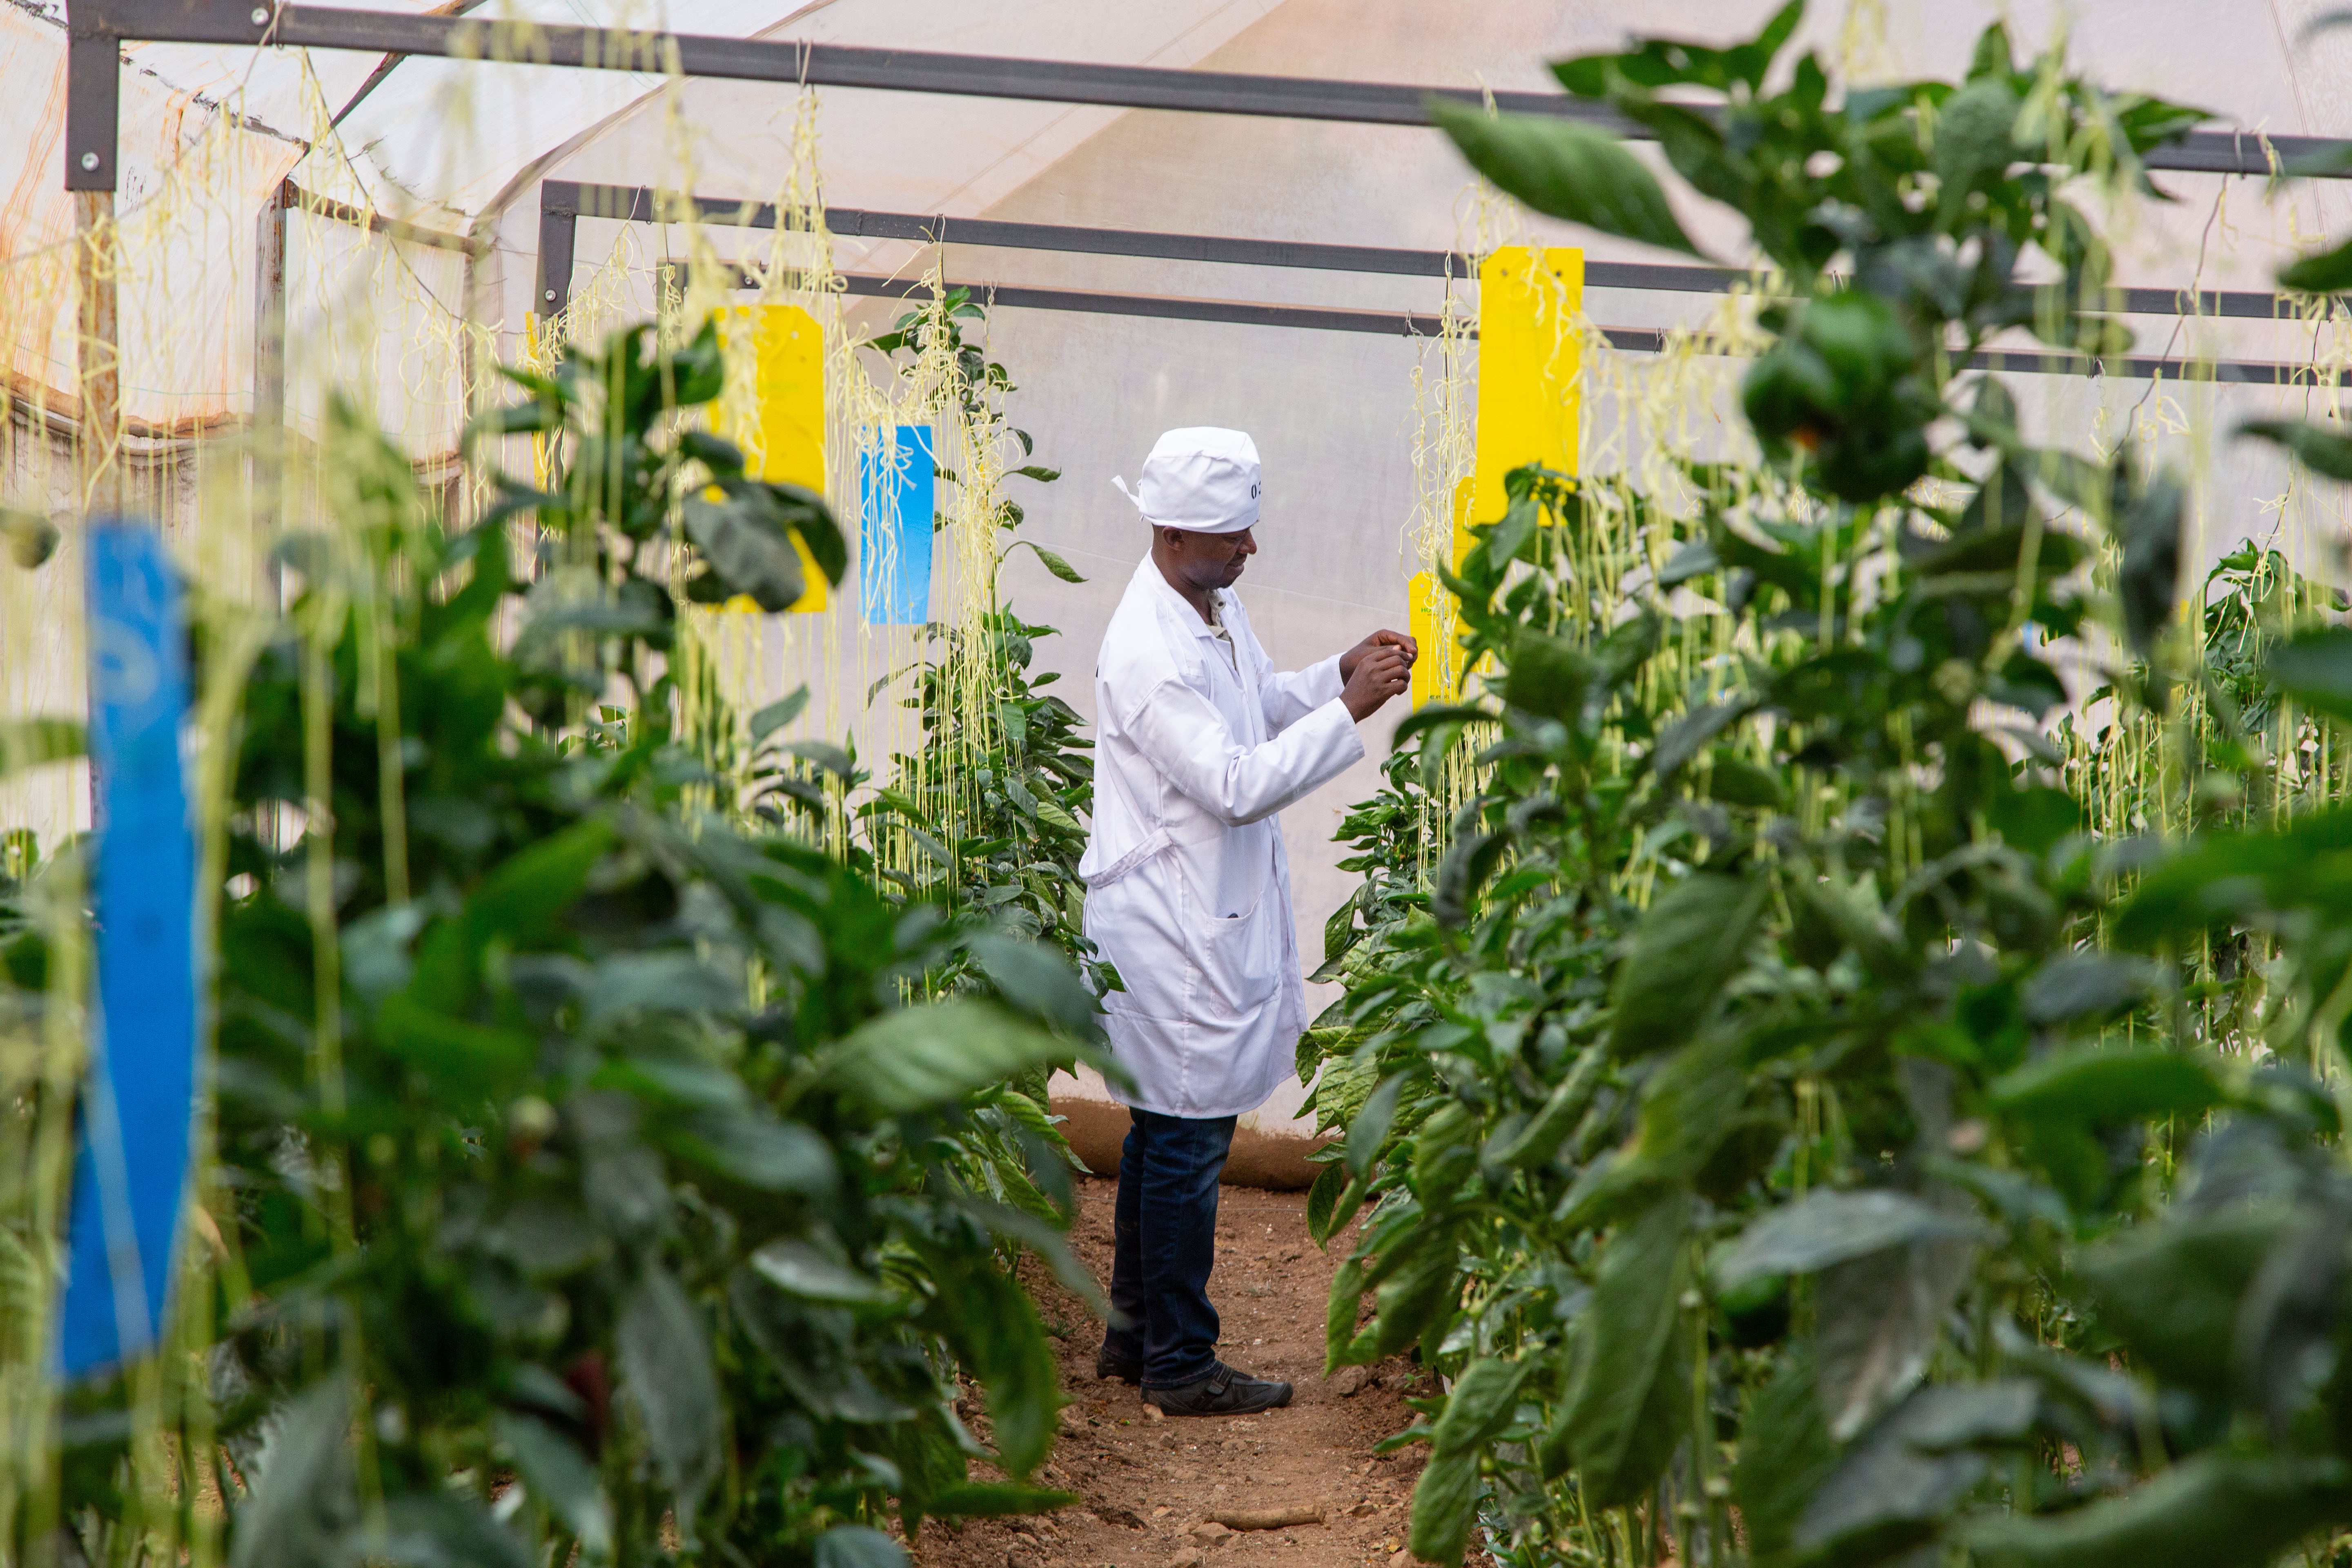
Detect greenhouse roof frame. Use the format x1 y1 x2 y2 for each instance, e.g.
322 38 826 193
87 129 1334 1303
540 178 2316 323
58 0 2352 194
542 180 2340 388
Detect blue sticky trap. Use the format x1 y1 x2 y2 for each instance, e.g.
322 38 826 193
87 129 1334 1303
860 425 935 626
59 521 197 1379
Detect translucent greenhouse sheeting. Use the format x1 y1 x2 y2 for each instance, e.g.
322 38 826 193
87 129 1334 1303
281 207 481 460
15 0 2352 1144
0 4 297 430
10 0 436 144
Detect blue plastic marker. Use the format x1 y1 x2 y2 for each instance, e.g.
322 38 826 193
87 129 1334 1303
59 521 197 1378
859 425 935 626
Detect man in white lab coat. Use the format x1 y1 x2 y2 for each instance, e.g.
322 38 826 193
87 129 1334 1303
1082 427 1414 1417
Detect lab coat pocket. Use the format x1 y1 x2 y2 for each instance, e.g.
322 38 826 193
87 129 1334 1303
1189 896 1281 1021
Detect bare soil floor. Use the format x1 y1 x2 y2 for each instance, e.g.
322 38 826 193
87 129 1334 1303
918 1176 1431 1568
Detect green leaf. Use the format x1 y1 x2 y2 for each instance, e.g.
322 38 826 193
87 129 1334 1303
966 933 1102 1038
0 718 83 780
585 952 740 1022
2076 1208 2290 1394
1702 748 1784 810
375 993 536 1099
496 1412 614 1557
1732 1352 1838 1559
2115 471 2184 661
2242 418 2352 483
682 490 806 612
1322 897 1360 967
482 1198 601 1276
1392 702 1492 747
514 576 670 657
2279 236 2352 294
750 1239 889 1305
955 1196 1110 1318
1307 1163 1370 1245
1561 1190 1693 1506
927 1483 1080 1517
1606 873 1768 1058
1488 1049 1605 1169
678 428 744 477
1007 538 1087 583
1431 829 1508 927
816 1525 910 1568
1813 1231 1975 1441
826 999 1070 1114
1373 1229 1461 1359
1987 784 2084 856
1406 1448 1483 1565
750 686 811 742
430 817 612 998
365 1492 531 1568
1327 1254 1372 1369
2265 624 2352 722
780 738 855 779
1010 464 1063 483
1931 76 2022 215
928 1253 1061 1475
1988 1047 2223 1123
619 1265 722 1532
1657 538 1721 587
1551 0 1798 94
1714 1190 1988 1291
671 1108 837 1194
463 399 561 446
2017 953 2166 1027
1501 630 1595 722
1430 1356 1530 1454
1650 701 1748 783
1967 1453 2346 1568
1428 102 1706 259
1346 1072 1409 1177
229 1379 357 1568
1795 1383 2038 1560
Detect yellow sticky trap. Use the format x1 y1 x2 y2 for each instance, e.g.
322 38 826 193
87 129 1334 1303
1409 571 1463 708
714 304 828 612
1471 247 1584 536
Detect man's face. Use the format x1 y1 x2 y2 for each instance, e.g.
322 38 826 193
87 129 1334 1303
1168 526 1257 590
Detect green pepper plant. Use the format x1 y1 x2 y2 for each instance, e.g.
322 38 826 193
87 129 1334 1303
1299 11 2352 1568
854 292 1105 991
0 321 1105 1568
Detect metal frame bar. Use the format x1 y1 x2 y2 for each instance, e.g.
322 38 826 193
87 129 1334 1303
547 179 2318 323
547 181 2338 387
59 0 2352 194
842 275 2333 385
631 260 2327 386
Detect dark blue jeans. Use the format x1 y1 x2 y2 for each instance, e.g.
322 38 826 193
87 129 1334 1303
1103 1108 1237 1389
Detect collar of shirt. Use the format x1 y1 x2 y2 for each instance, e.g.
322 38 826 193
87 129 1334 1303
1137 557 1237 670
1201 594 1238 670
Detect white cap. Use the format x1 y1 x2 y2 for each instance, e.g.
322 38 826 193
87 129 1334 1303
1111 427 1262 535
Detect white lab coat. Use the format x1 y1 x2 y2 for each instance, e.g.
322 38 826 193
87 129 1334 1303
1079 555 1367 1119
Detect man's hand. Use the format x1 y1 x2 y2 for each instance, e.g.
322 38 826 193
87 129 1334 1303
1342 645 1411 721
1340 628 1418 682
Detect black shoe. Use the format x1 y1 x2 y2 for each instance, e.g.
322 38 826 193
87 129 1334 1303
1144 1361 1293 1417
1096 1346 1143 1385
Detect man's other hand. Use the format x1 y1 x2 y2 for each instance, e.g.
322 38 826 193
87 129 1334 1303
1341 646 1410 721
1340 628 1419 681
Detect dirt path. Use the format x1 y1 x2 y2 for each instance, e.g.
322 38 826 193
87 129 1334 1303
920 1176 1431 1568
